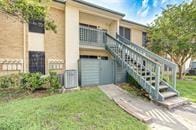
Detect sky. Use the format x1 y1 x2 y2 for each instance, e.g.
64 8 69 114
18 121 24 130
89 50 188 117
84 0 191 25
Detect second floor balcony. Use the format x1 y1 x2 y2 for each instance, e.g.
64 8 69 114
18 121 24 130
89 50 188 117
79 25 107 49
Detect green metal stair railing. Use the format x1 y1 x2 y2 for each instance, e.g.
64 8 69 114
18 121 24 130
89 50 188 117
105 34 163 101
116 34 178 95
105 33 179 101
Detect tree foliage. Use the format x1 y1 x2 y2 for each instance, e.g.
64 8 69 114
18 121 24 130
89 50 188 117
0 0 57 32
148 2 196 79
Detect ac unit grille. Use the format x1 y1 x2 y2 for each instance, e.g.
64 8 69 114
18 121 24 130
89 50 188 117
64 70 78 89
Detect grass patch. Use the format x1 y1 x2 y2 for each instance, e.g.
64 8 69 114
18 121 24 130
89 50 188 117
184 75 196 81
177 79 196 103
121 75 196 103
0 87 147 130
0 88 53 104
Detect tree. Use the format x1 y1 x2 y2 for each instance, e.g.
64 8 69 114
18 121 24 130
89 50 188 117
0 0 57 32
148 2 196 79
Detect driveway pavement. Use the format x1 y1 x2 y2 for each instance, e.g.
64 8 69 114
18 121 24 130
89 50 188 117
99 84 196 130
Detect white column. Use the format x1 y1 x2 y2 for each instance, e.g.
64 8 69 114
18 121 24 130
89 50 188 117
109 20 119 37
65 4 79 70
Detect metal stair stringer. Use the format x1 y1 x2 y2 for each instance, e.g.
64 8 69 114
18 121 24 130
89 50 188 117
105 33 179 102
116 34 179 96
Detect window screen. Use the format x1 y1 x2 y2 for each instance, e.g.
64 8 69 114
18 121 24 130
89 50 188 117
119 26 131 41
29 20 45 33
142 32 147 47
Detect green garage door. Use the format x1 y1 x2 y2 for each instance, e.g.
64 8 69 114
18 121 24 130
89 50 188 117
79 59 114 86
79 59 100 86
79 58 127 87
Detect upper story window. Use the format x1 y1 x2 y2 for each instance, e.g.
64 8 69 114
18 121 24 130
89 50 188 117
29 20 45 33
119 26 131 41
142 32 147 47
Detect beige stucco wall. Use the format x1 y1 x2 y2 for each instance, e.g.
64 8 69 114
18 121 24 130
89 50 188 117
45 7 65 74
109 20 119 37
79 12 119 37
65 4 80 70
80 48 111 57
80 13 110 30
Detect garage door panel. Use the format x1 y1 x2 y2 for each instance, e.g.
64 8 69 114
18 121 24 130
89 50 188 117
100 60 114 85
115 63 127 83
80 59 100 86
79 59 126 86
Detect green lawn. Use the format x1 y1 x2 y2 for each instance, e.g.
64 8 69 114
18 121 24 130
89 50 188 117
177 79 196 103
0 87 147 130
120 76 196 103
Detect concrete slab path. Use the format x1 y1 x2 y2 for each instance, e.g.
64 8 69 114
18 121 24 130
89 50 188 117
99 84 196 130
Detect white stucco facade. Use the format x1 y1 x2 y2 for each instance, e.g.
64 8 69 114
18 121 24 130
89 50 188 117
28 32 45 51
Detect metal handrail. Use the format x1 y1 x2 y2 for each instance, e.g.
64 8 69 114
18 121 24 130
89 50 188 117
116 33 176 67
80 25 106 32
106 34 161 66
106 33 162 100
116 33 177 89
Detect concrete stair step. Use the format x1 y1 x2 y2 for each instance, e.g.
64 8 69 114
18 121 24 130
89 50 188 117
157 97 190 109
159 85 168 90
161 91 177 99
144 75 155 78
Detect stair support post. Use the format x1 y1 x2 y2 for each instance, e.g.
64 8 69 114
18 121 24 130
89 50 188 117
155 64 160 100
122 45 125 67
172 67 177 90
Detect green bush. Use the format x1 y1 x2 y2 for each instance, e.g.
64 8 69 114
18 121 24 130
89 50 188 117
0 74 21 88
48 72 61 90
20 73 45 91
0 72 62 92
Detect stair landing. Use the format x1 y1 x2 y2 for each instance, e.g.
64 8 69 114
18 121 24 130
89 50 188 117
157 97 190 109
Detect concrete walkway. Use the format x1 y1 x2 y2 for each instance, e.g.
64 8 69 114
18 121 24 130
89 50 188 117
99 84 196 130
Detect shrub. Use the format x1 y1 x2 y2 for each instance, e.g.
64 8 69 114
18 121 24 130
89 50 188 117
20 73 45 91
48 72 61 90
0 74 21 88
0 72 62 93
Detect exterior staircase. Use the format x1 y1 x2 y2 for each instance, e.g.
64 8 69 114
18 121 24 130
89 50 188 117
105 33 188 106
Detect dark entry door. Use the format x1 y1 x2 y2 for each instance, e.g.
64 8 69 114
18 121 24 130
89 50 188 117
29 51 45 74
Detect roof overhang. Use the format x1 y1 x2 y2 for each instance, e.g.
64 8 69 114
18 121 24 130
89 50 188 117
67 0 125 20
120 19 148 32
51 0 65 10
